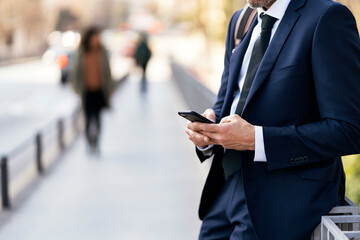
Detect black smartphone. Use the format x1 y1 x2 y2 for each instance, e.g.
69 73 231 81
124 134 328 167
178 111 214 124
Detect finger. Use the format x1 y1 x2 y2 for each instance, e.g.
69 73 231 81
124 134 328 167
202 108 213 117
187 121 196 131
206 138 217 145
192 122 219 133
185 128 192 137
200 131 223 144
186 128 210 144
220 118 231 124
186 128 200 143
220 115 236 123
203 109 216 122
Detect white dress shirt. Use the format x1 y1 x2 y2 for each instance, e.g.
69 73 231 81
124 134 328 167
230 0 291 162
198 0 291 160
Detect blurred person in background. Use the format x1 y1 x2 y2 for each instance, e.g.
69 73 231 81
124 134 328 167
133 32 152 92
70 26 114 154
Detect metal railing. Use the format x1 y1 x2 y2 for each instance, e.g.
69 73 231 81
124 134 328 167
0 107 80 209
322 215 360 240
171 62 216 112
311 197 360 240
171 62 360 240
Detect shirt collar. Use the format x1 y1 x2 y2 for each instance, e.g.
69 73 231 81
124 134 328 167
257 0 292 22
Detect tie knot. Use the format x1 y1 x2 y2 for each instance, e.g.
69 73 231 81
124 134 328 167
260 13 278 30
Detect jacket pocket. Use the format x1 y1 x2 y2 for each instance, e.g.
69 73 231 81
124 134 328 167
293 158 339 182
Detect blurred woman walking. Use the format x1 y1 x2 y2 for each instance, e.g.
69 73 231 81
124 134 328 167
70 26 114 154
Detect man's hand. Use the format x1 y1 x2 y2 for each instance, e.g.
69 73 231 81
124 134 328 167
185 109 216 148
187 114 255 151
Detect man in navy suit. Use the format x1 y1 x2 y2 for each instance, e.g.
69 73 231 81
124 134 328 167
185 0 360 239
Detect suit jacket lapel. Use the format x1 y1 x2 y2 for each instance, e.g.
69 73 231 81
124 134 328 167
220 17 258 118
241 0 306 116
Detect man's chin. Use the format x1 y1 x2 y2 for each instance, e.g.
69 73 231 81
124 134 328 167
246 0 274 9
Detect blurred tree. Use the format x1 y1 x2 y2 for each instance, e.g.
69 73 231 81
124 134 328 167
343 155 360 206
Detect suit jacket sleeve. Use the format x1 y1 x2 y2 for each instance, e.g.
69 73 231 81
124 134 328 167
263 4 360 171
212 10 241 122
196 11 241 163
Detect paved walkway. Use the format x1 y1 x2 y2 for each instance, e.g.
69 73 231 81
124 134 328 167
0 74 206 239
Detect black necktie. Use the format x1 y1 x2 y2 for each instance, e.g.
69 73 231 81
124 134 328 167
222 14 278 180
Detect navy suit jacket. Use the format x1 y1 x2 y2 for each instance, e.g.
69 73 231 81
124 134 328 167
197 0 360 239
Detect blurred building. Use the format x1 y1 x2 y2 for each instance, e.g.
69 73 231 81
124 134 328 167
0 0 114 62
0 0 49 61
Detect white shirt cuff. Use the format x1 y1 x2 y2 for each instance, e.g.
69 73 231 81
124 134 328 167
197 145 214 157
254 126 267 162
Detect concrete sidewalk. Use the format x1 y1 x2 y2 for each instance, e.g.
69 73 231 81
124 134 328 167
0 75 206 240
